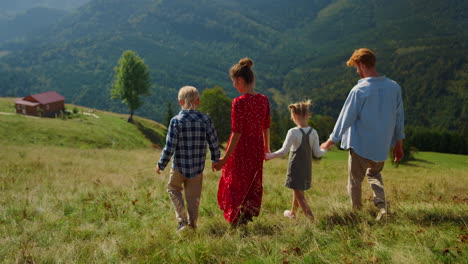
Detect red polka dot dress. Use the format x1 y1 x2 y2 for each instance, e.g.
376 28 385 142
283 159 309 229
217 93 270 223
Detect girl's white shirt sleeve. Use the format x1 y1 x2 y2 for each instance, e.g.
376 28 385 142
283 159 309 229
267 128 297 159
310 129 327 158
267 127 326 159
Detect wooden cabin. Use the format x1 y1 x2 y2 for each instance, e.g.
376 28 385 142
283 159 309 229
15 91 65 117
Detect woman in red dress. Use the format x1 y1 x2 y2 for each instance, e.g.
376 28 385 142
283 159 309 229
215 57 271 225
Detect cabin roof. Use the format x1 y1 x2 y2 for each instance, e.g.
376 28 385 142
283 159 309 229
23 91 65 104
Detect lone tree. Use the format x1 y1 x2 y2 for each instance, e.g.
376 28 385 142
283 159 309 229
199 86 232 143
111 50 151 123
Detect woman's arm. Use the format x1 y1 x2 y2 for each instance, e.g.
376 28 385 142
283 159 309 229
263 128 270 154
214 132 241 170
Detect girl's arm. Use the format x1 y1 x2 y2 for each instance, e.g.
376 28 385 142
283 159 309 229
266 129 294 160
311 130 327 158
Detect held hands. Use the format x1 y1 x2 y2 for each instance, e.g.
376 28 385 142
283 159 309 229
264 152 274 161
211 161 219 172
320 139 335 151
155 165 162 174
212 157 226 171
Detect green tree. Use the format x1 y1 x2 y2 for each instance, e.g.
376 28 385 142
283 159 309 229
164 102 174 128
111 50 151 123
163 102 174 138
198 86 232 144
309 114 335 142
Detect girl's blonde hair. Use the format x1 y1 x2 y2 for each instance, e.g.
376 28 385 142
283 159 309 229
178 86 199 109
288 100 311 117
229 57 255 85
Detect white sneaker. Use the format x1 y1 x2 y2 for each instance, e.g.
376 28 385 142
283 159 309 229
176 222 187 233
375 208 388 221
283 210 296 219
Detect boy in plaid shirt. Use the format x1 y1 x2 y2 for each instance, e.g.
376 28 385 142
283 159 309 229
156 86 220 232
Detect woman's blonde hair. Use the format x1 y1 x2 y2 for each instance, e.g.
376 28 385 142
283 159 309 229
178 86 199 109
229 57 255 85
288 100 311 117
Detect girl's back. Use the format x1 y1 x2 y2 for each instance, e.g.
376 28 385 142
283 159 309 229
232 93 270 140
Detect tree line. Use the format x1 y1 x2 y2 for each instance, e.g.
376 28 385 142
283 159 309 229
112 50 467 158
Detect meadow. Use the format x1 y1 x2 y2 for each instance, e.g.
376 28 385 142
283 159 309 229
0 99 467 263
1 144 467 263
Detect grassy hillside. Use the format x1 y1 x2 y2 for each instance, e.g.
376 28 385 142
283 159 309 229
0 140 466 262
0 97 166 149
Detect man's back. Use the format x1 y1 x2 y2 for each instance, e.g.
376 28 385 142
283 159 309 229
332 76 405 161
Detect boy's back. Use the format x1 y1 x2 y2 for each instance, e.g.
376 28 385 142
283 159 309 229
158 109 220 179
156 85 220 232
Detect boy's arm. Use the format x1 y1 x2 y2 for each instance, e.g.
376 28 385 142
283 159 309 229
157 119 179 171
206 117 221 162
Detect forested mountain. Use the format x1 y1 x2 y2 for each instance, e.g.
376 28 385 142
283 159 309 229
0 0 466 136
0 0 90 14
0 8 68 43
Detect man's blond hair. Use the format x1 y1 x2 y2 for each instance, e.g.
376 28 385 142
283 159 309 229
346 48 376 68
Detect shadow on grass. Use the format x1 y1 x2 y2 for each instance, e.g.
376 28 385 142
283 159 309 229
133 120 164 147
318 210 370 229
398 158 436 168
403 209 468 226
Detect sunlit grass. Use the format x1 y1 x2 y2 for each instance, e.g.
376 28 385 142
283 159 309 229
0 98 164 149
0 143 466 263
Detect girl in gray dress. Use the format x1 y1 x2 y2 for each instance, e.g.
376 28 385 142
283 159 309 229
266 100 326 220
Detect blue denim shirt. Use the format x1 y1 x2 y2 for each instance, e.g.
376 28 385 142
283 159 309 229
330 76 405 161
158 109 220 178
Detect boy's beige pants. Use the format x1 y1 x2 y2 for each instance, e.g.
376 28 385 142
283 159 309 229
167 169 203 228
348 149 387 210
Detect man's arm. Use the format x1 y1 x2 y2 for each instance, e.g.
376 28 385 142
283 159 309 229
392 87 405 162
393 139 404 162
323 89 362 150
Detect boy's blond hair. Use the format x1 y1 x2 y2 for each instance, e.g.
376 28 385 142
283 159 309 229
178 86 199 109
288 100 311 117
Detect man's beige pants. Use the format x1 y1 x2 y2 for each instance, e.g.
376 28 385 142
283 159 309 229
348 149 387 210
167 169 203 228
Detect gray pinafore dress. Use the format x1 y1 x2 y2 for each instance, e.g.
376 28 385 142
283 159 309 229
285 128 312 190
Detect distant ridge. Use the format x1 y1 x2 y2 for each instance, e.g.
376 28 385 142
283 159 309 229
0 0 466 135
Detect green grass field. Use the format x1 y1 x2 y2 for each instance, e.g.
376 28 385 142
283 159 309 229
0 98 467 263
0 98 165 149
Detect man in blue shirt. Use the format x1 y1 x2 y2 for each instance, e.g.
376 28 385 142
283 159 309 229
321 48 405 221
157 86 220 232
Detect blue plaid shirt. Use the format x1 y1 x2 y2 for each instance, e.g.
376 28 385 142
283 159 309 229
158 109 220 178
